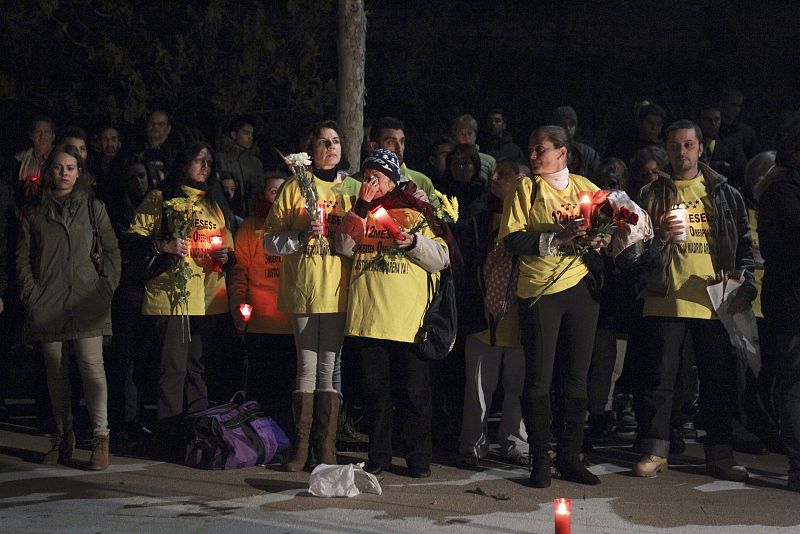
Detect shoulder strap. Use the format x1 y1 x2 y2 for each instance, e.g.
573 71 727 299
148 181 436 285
88 198 98 235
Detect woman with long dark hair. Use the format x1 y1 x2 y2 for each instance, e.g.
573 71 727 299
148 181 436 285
17 144 121 469
129 141 236 453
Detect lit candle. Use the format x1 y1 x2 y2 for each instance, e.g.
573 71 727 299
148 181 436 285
370 206 404 240
239 303 253 323
554 498 572 534
317 202 328 237
210 234 224 272
579 192 593 228
666 203 689 243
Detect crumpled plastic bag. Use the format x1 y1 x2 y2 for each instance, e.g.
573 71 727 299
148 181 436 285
607 190 653 260
308 463 382 498
706 271 761 377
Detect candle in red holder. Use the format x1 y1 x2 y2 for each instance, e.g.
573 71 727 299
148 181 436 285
554 498 572 534
239 303 253 323
210 234 224 272
370 206 404 240
317 202 328 237
579 192 593 228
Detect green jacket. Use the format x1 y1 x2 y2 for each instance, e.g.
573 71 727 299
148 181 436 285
16 189 121 342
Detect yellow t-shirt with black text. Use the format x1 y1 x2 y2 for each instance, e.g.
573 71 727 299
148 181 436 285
644 174 717 319
498 174 597 299
262 176 352 314
345 207 446 343
129 186 233 316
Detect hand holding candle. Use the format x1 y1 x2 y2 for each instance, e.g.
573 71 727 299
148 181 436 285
579 191 593 228
662 203 688 243
239 303 253 323
554 498 572 534
209 234 225 272
370 206 404 240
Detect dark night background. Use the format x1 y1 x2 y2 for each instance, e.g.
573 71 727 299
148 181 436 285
1 0 798 168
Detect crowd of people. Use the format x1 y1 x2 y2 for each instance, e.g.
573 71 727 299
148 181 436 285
0 88 799 493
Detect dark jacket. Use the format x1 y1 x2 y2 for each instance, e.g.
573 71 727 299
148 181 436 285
638 162 756 302
757 166 800 334
568 141 601 180
16 189 121 341
215 137 264 217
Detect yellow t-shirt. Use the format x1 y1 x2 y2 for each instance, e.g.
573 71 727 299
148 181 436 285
475 215 521 347
644 174 717 319
263 176 352 314
345 207 446 343
129 186 233 316
498 174 597 299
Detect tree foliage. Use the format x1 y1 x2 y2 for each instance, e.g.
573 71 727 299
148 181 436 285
1 0 338 148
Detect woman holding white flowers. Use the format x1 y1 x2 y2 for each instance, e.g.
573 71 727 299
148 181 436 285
263 121 351 471
129 142 236 455
336 149 455 478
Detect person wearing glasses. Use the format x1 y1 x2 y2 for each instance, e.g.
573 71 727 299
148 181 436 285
263 121 352 471
499 125 611 488
129 142 237 457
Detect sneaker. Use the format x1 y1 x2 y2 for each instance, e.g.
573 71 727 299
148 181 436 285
457 451 479 468
633 454 668 477
706 457 748 482
506 448 530 467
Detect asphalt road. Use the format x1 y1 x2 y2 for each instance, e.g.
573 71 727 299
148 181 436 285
1 426 798 533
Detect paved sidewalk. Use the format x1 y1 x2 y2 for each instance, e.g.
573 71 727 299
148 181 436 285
0 428 797 533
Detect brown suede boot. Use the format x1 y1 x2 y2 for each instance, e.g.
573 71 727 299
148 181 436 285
284 391 314 472
88 433 109 471
42 430 75 465
313 390 340 466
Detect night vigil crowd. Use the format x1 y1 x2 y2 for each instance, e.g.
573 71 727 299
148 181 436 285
2 88 800 493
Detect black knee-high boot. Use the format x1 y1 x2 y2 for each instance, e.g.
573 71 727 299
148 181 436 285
555 397 600 485
523 393 553 488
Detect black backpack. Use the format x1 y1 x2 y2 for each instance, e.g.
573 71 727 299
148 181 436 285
416 267 458 360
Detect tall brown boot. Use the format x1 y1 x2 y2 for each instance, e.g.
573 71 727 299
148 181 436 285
314 390 340 466
42 430 76 465
284 391 314 472
88 433 109 471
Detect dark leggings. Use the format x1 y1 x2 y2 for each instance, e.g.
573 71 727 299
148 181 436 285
519 279 599 400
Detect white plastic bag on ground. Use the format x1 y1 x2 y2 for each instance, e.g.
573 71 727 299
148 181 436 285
308 463 382 498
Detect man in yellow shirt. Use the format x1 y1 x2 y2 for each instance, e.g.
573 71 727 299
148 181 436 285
634 120 756 481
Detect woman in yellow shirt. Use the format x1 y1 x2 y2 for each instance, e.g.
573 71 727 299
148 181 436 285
499 125 610 487
129 142 236 455
336 149 450 478
263 121 351 471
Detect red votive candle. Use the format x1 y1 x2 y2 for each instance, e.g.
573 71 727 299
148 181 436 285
239 303 253 323
579 192 593 228
370 206 404 240
317 202 328 237
210 234 224 272
554 498 571 534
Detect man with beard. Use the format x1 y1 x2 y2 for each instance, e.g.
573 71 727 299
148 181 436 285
633 120 755 482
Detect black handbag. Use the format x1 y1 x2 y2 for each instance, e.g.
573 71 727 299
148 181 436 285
416 267 458 360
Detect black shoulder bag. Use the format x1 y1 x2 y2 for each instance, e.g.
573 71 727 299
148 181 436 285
416 266 458 360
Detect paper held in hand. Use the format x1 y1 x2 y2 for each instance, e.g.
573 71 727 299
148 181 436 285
706 271 761 377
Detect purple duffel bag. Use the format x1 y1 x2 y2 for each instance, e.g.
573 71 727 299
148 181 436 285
183 394 291 470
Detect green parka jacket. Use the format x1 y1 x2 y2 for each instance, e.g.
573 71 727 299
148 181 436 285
16 189 121 342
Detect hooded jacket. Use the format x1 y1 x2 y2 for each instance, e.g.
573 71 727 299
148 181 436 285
16 189 121 341
638 162 756 302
